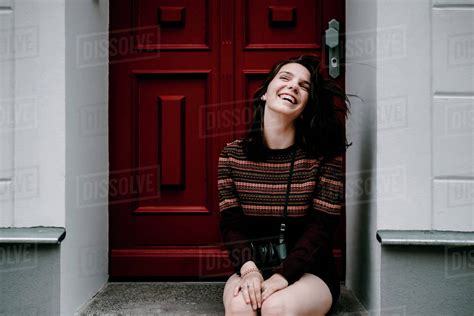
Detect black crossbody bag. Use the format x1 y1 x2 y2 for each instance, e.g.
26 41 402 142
250 148 328 271
250 146 298 270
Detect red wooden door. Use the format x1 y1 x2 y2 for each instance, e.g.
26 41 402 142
109 0 346 280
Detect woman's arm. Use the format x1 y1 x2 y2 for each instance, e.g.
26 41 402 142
219 206 256 275
271 155 344 285
218 146 255 275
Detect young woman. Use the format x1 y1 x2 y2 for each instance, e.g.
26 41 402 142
218 55 350 316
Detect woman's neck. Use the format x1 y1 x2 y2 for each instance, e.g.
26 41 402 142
262 108 295 149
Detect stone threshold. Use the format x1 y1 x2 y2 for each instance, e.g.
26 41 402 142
79 282 368 315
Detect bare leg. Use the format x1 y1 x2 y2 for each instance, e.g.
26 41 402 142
223 273 258 316
260 273 332 316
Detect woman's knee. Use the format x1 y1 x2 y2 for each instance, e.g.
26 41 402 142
225 295 255 316
260 295 287 316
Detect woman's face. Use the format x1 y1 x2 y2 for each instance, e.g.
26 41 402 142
262 62 311 121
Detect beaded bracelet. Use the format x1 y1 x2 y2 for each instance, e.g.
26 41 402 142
240 267 261 278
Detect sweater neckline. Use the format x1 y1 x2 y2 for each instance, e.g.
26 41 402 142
262 143 297 155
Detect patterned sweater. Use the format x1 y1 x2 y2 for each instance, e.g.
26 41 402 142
217 138 344 285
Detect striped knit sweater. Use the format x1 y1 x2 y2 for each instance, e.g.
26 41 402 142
218 138 344 285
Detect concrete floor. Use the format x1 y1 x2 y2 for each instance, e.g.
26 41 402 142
79 282 368 315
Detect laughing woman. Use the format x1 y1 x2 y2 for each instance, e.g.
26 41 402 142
217 55 350 316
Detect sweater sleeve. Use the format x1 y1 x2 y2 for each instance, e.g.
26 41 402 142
217 146 254 275
271 155 344 285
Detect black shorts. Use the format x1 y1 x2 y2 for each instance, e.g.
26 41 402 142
313 254 341 314
321 274 340 314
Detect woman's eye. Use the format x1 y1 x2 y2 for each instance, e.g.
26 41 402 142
301 85 310 91
280 76 289 81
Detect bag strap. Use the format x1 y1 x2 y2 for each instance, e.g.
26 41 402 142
280 145 298 237
283 146 298 219
279 149 328 239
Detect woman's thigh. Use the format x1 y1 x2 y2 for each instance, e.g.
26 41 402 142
261 273 332 316
223 273 257 316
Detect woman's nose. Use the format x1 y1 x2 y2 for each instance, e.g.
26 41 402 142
287 82 299 93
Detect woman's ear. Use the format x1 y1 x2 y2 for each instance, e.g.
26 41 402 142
261 94 266 101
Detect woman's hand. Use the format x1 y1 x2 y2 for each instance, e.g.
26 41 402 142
234 271 264 310
261 273 289 302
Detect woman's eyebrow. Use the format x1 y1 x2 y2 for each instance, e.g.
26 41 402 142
278 71 311 86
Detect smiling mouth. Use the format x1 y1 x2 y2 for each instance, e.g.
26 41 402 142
279 94 297 104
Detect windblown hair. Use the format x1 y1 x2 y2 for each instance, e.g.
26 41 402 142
241 55 351 161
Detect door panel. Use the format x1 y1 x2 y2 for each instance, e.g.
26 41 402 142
133 0 210 50
109 0 346 280
243 0 321 50
134 71 210 211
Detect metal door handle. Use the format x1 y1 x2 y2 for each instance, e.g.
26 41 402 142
325 19 340 79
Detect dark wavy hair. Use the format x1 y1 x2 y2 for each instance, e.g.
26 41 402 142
241 55 351 161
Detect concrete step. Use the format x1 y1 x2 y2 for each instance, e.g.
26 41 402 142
79 282 368 315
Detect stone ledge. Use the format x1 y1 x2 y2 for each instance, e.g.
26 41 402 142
376 230 474 246
0 227 66 244
79 282 368 315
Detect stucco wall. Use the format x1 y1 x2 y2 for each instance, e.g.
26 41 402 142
0 0 66 227
431 0 473 231
1 0 109 314
62 0 109 314
0 1 65 315
345 0 380 313
375 0 432 230
346 0 473 314
0 244 60 315
0 0 15 226
375 1 473 313
381 246 474 315
376 0 473 231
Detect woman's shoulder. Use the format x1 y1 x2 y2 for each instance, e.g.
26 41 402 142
225 137 244 148
221 138 245 156
221 138 246 160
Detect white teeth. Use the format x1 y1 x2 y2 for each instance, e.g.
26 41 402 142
279 94 296 104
